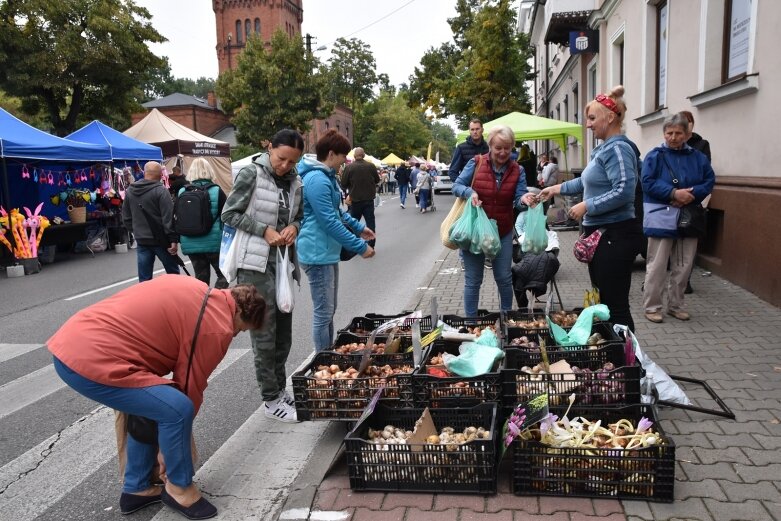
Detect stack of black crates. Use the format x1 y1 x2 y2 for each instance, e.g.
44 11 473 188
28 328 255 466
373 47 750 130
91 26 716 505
291 309 675 501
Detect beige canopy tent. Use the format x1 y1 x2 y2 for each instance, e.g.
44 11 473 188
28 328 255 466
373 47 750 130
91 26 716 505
381 153 404 166
347 148 382 166
124 109 232 193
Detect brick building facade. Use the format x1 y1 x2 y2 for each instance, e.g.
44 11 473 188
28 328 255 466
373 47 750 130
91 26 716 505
302 104 354 154
213 0 304 74
131 93 233 142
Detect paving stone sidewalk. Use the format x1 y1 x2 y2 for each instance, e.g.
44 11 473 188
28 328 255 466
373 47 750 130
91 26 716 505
306 229 781 521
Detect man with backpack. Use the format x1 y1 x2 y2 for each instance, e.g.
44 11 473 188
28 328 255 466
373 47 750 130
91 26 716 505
175 158 229 288
122 161 181 282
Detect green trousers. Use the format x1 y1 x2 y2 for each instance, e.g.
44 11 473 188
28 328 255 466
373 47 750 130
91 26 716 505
237 254 293 402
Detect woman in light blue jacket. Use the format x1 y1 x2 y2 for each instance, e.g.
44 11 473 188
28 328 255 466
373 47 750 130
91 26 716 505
296 130 376 352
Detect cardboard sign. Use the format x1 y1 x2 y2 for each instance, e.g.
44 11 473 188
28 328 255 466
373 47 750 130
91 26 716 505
408 407 437 452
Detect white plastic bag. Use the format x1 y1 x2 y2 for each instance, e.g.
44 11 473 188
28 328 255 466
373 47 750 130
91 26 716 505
276 245 295 313
219 225 239 284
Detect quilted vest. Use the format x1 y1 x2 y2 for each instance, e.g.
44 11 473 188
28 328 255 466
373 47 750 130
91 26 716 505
471 154 520 236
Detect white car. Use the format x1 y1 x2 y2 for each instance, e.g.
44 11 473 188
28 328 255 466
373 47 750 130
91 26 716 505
433 169 452 194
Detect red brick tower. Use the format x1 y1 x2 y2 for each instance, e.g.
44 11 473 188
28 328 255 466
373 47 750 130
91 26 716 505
213 0 304 74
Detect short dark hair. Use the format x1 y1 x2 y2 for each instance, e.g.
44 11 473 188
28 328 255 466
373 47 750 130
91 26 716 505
315 129 351 161
230 284 267 330
469 118 483 126
271 129 305 151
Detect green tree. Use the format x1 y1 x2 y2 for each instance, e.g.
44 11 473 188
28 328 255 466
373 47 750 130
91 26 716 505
354 92 430 159
408 0 532 128
216 30 332 146
430 121 457 164
141 59 216 102
323 37 378 112
0 0 166 135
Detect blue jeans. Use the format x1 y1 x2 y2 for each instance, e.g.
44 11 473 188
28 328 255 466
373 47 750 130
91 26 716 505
349 200 376 247
462 231 514 317
419 189 431 210
301 263 339 352
136 245 180 282
52 357 195 492
398 183 409 205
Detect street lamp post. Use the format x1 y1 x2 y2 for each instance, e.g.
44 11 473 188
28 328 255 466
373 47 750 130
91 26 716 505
226 32 232 70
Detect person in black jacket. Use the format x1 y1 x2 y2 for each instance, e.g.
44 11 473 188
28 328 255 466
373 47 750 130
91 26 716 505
680 111 711 161
167 165 188 199
449 118 489 182
394 162 412 208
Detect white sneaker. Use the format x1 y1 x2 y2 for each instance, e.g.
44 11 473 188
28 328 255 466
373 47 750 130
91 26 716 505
264 398 299 423
400 203 405 209
415 203 419 208
280 388 295 406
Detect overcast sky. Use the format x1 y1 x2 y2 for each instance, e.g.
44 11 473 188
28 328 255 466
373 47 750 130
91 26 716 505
135 0 459 87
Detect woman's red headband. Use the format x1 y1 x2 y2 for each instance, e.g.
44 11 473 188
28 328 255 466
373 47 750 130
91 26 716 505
595 94 620 115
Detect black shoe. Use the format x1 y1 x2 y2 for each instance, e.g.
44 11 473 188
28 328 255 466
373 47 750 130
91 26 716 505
120 492 162 515
685 282 693 294
161 489 217 520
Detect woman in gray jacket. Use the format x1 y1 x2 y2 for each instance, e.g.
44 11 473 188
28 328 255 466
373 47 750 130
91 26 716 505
222 129 304 423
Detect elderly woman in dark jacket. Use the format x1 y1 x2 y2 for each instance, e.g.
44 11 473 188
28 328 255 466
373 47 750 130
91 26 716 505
641 113 715 323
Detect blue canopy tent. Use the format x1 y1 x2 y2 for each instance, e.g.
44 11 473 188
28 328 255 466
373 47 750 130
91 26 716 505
66 120 163 162
1 108 114 259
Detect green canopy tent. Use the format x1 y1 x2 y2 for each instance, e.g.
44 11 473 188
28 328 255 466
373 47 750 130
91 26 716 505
456 112 585 172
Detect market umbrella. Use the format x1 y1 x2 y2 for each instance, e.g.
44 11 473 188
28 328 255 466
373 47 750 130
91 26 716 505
381 153 404 166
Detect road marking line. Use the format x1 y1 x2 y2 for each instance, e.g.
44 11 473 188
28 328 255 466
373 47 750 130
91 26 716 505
0 349 248 520
0 365 63 420
64 262 193 301
0 344 42 363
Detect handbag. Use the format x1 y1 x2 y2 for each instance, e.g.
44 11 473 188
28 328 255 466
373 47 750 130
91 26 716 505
218 225 239 282
440 156 482 249
276 245 295 313
127 289 212 445
660 153 708 238
677 203 707 238
573 228 606 263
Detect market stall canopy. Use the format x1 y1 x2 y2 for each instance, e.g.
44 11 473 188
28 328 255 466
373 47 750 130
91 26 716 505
124 108 230 157
381 153 404 166
455 112 584 150
0 108 111 162
124 108 232 193
66 120 163 162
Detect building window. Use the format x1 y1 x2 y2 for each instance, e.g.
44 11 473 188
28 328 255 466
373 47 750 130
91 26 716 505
723 0 752 81
235 20 242 44
563 96 569 123
245 19 251 41
588 65 596 100
325 121 329 129
255 18 260 34
345 125 349 137
655 1 668 109
556 103 561 121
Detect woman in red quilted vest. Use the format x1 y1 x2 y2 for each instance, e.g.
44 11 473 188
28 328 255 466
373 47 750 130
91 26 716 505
452 125 539 317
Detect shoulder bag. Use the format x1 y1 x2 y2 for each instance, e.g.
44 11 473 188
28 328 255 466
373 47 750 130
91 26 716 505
127 289 212 445
440 155 481 249
661 153 707 238
573 228 606 263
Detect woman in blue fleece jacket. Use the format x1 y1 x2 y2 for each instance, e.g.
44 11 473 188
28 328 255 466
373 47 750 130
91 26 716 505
641 113 715 323
540 85 642 330
296 130 376 351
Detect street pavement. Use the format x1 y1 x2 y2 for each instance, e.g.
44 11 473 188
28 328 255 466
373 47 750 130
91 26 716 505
285 229 781 521
2 200 780 521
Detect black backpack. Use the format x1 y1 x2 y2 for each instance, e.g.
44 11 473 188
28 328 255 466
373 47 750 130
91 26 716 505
174 183 217 236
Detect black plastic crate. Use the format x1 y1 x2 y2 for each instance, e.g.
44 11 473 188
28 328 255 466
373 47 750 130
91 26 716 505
412 342 504 408
327 332 417 361
292 352 415 421
502 311 618 343
502 357 642 412
441 312 502 330
346 403 499 494
340 314 433 335
512 404 675 502
503 342 626 370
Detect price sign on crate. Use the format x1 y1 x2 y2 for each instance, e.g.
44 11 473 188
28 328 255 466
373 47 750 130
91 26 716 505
501 392 549 458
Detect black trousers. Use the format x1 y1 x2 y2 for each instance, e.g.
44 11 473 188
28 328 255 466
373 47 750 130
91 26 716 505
189 252 229 289
348 200 376 247
583 219 643 331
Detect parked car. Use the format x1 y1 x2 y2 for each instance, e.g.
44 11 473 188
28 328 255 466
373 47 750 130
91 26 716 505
433 168 452 194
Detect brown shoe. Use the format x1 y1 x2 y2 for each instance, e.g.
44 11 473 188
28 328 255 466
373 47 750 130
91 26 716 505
667 309 691 321
645 312 664 323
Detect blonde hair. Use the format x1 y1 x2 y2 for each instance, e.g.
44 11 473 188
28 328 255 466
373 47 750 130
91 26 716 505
585 85 628 126
487 125 515 146
186 157 215 182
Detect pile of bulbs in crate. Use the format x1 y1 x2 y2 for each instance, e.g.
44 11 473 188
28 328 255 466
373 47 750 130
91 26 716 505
291 304 677 501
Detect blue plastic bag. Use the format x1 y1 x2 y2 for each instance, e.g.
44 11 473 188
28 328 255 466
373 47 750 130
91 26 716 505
522 203 548 254
444 342 504 377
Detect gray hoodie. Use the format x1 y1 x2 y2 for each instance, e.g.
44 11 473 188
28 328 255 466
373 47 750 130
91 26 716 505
121 179 178 246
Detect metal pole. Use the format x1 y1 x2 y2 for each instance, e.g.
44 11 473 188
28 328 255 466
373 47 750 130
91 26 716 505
1 157 17 258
